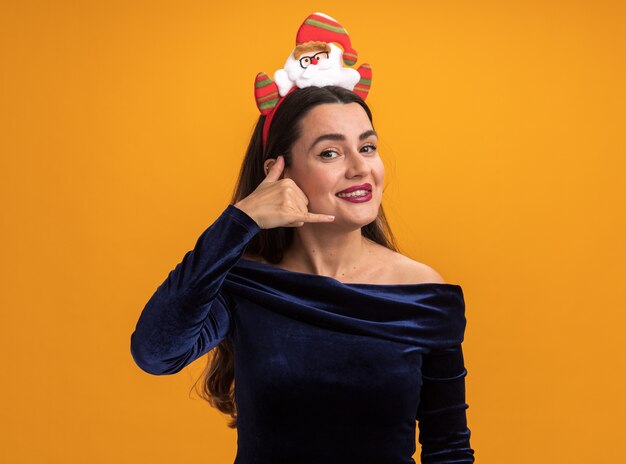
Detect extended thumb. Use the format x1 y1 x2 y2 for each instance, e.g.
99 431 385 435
264 155 284 180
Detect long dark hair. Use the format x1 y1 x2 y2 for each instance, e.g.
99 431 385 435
192 85 400 428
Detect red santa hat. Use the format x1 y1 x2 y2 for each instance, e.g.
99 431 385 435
295 12 358 66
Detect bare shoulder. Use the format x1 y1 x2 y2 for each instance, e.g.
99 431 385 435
374 247 447 285
401 257 447 284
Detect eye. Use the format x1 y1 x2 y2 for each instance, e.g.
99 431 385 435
319 149 339 160
361 144 377 153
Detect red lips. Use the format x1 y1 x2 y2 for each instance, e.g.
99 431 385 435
336 183 372 195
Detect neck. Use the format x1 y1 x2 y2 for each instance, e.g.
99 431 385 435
282 221 374 280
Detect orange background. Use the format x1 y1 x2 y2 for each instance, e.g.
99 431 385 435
2 1 625 462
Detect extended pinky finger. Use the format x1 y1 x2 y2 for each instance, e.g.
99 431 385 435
305 213 335 222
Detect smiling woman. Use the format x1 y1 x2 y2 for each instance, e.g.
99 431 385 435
130 11 475 464
236 86 397 280
233 87 396 272
236 86 444 286
272 102 383 227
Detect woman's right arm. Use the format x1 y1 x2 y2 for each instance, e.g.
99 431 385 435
131 156 334 375
129 204 260 375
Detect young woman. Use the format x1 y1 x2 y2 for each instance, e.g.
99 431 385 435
130 85 475 463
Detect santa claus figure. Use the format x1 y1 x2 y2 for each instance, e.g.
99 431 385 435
254 12 372 116
274 41 361 96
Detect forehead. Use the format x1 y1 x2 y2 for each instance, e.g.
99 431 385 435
298 102 372 135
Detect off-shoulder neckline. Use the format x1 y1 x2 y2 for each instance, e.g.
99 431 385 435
236 257 462 290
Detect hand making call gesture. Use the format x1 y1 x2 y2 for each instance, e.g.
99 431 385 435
233 155 336 230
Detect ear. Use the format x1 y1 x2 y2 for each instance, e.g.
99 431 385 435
264 158 275 174
264 157 287 180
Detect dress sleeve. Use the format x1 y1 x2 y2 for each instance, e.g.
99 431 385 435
130 204 261 375
416 344 475 463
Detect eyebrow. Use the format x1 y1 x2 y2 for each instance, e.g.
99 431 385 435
308 129 378 152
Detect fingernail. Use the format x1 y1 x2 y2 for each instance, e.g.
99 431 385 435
327 215 335 220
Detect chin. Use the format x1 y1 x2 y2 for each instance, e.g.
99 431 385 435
336 208 379 224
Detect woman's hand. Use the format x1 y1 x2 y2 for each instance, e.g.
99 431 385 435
233 155 335 229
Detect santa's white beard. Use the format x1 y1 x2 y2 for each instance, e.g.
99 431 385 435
296 66 344 87
283 60 360 91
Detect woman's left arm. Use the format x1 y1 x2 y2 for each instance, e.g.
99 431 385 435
416 344 475 463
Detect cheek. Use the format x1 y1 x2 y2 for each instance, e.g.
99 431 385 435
374 164 385 198
374 161 385 182
288 165 333 197
309 174 338 200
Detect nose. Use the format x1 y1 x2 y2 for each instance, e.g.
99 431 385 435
311 57 319 65
345 150 371 178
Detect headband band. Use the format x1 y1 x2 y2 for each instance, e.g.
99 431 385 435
253 12 373 150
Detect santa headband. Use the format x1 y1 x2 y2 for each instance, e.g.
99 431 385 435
253 12 373 150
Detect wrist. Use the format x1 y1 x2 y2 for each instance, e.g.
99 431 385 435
232 202 258 227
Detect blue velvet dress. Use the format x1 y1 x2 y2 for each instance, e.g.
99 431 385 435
130 204 475 463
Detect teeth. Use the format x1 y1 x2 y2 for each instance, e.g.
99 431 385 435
337 189 370 198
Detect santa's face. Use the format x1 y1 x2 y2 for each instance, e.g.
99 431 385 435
283 102 384 229
284 43 344 83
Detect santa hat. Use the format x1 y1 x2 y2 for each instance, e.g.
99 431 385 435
295 12 358 66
